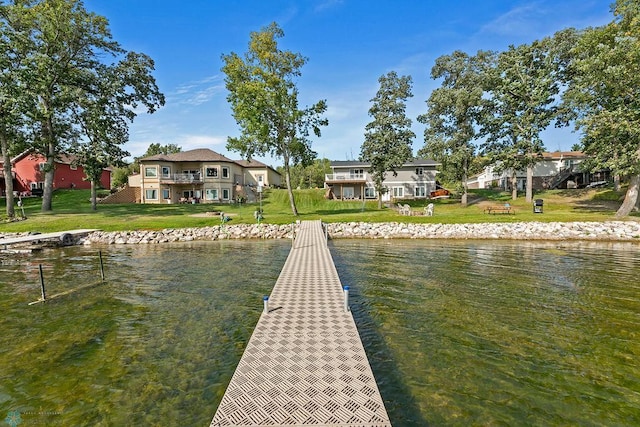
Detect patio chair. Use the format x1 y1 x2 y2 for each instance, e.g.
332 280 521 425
425 203 434 216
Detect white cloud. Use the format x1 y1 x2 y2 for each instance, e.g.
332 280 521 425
170 75 225 106
479 2 547 37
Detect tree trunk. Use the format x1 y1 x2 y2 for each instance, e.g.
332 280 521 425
615 174 639 218
283 160 298 216
461 160 468 207
377 191 383 209
41 112 55 212
91 180 97 211
525 164 533 203
614 174 621 192
1 132 15 218
511 173 518 200
41 165 54 212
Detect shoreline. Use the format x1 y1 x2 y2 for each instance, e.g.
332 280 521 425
77 220 640 244
2 221 639 245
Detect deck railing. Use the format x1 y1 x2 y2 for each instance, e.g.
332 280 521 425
325 172 368 182
161 173 202 183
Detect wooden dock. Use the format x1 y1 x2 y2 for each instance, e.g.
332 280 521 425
211 220 391 427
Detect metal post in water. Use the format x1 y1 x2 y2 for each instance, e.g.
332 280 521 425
324 221 328 243
343 285 350 312
263 296 269 314
39 264 46 301
99 250 105 281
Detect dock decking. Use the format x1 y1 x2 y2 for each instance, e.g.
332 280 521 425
211 220 391 427
0 229 98 249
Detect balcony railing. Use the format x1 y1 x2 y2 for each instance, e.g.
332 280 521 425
161 173 202 183
325 172 368 183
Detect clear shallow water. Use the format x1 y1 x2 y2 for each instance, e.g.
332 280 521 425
1 239 639 426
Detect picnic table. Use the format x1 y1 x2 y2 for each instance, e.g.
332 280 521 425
484 204 515 214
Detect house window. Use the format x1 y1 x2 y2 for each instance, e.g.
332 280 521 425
206 188 218 200
38 162 46 171
343 187 355 199
257 174 264 183
350 169 364 178
222 188 230 200
206 167 218 177
162 189 170 199
415 186 426 197
415 167 424 175
365 186 376 198
145 189 158 200
393 187 404 198
31 182 44 190
222 167 229 179
161 166 171 178
144 167 157 178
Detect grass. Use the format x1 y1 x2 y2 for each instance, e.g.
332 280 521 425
0 186 635 233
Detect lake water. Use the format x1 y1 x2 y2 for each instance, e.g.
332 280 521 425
0 239 639 426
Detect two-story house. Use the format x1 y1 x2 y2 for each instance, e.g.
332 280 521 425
0 151 111 196
324 158 440 201
467 151 610 191
136 148 281 204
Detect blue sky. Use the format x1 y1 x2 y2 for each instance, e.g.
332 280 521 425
84 0 613 167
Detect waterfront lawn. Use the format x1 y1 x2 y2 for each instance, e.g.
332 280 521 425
0 187 633 233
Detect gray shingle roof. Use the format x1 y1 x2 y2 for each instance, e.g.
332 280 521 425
139 148 234 163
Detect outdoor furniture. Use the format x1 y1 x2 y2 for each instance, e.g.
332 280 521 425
398 204 412 216
484 203 514 214
425 203 434 216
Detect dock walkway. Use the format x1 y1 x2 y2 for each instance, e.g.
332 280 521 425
0 229 98 249
211 220 391 426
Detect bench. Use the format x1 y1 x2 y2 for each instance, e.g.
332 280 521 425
484 205 514 215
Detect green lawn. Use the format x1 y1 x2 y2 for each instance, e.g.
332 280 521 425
0 187 635 233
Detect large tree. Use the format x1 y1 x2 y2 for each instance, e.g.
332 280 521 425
418 50 494 206
221 22 328 216
1 0 33 218
360 71 415 209
2 0 163 212
481 38 563 202
72 53 164 210
563 0 640 216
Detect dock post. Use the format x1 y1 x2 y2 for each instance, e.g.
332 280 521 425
99 251 105 281
39 264 46 301
263 296 269 314
343 285 350 312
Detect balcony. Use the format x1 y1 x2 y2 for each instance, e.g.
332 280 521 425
325 172 368 184
161 173 203 184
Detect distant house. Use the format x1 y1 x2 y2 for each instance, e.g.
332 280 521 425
324 158 440 201
135 148 281 204
0 151 111 196
467 151 610 191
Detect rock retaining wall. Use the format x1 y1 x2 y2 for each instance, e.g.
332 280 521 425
2 221 639 245
84 221 639 244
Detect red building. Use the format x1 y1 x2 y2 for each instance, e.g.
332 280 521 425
0 151 111 196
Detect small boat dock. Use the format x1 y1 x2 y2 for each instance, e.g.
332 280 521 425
0 229 97 251
210 220 391 426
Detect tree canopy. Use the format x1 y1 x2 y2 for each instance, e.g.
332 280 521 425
563 0 640 216
418 51 493 205
221 22 328 216
360 71 415 208
0 0 164 212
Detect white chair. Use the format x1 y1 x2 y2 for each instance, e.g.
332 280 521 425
425 203 434 216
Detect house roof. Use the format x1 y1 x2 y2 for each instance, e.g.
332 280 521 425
235 159 279 173
139 148 235 163
330 158 440 167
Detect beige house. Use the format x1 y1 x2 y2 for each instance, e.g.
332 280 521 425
467 151 610 191
136 148 281 204
324 159 440 201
